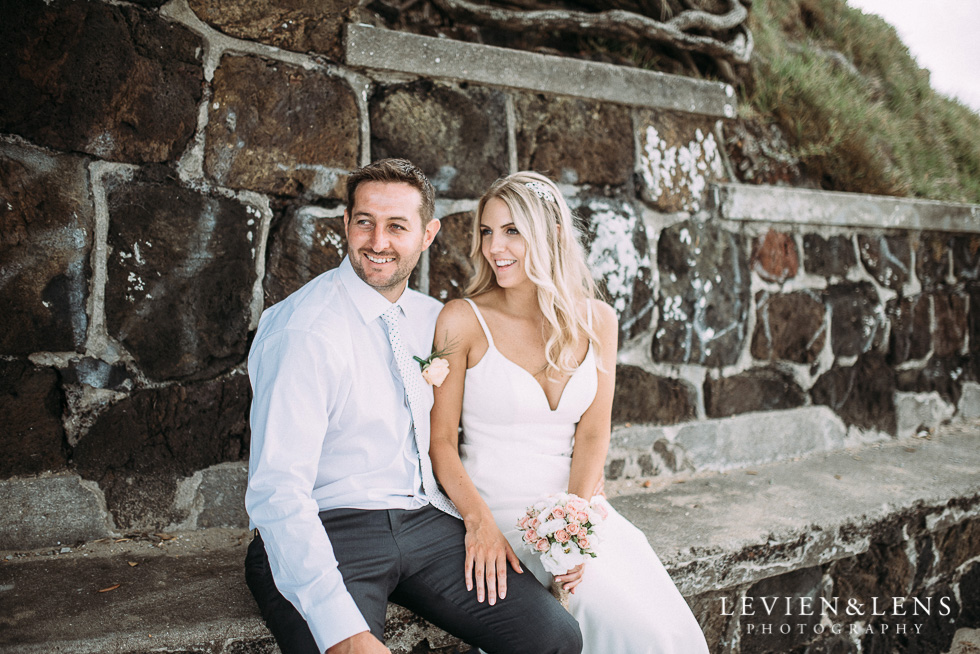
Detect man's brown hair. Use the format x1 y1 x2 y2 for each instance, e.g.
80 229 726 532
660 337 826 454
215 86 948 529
346 158 436 225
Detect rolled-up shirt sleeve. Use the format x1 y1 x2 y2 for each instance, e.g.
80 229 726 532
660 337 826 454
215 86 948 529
245 326 369 652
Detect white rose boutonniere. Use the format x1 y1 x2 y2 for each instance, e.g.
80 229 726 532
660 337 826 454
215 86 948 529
413 334 457 387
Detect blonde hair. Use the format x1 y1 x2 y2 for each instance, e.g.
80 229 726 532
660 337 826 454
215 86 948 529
466 172 601 376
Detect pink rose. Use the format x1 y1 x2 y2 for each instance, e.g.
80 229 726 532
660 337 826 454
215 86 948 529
529 518 540 530
421 357 450 387
555 529 570 543
523 529 538 543
535 539 550 552
577 536 590 550
566 522 581 535
552 506 566 519
567 496 588 512
518 515 529 529
576 511 589 524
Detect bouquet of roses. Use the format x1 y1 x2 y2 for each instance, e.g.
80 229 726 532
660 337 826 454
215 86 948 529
516 492 608 607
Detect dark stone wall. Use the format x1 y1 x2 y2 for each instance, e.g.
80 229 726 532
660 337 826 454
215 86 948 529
2 0 979 537
688 512 980 654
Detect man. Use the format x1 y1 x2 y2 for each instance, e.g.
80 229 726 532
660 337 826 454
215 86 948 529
244 159 583 654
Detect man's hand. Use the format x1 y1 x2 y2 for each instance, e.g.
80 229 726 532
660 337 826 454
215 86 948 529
464 516 523 606
326 631 390 654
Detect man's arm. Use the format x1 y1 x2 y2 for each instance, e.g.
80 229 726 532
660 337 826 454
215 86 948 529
246 327 369 653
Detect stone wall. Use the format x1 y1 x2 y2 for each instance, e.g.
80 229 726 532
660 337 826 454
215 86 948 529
2 0 979 545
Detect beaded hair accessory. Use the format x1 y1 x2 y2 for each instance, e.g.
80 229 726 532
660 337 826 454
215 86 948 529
525 181 556 203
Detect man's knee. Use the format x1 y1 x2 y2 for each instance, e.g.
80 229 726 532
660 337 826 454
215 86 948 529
509 605 582 654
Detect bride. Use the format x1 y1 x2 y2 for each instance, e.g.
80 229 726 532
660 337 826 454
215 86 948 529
429 172 709 653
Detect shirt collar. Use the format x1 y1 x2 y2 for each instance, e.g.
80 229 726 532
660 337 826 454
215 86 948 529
338 256 425 324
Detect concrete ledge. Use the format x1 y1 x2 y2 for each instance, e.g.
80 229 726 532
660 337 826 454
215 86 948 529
2 423 977 653
710 183 980 233
607 406 849 478
614 421 980 597
344 24 736 117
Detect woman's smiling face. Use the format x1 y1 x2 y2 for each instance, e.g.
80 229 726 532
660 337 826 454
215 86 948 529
480 198 530 289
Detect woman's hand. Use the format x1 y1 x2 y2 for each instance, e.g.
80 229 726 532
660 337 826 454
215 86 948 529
464 517 523 605
555 563 586 594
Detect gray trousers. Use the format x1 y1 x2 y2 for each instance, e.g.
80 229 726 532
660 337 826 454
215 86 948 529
245 504 583 654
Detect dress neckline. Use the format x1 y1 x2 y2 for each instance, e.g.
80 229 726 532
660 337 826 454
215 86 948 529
489 342 593 413
463 298 594 413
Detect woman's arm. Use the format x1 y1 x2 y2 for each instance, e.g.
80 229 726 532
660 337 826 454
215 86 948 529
567 301 619 501
429 300 524 607
556 301 619 593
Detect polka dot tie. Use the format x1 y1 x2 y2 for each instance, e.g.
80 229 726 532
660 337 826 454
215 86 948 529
381 305 461 519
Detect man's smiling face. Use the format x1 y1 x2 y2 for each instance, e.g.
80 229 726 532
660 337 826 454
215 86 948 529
344 181 440 302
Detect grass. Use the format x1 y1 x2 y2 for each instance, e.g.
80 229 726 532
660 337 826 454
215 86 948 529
743 0 980 204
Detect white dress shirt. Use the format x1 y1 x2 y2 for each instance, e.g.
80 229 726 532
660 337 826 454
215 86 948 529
245 256 443 652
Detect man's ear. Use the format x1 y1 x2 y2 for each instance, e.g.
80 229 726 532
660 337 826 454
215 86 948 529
422 218 441 251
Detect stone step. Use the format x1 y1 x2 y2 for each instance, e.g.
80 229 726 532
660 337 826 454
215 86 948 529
2 422 978 654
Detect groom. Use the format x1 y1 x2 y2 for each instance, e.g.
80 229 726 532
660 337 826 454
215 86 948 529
244 158 582 654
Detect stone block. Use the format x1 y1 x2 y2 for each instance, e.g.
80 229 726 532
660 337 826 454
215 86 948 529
751 290 826 364
0 474 114 550
654 219 750 367
263 205 346 308
823 282 885 358
605 424 678 479
0 141 93 355
713 183 980 233
195 463 249 529
895 392 955 439
189 0 357 62
0 1 203 164
688 590 739 654
672 406 847 472
948 629 980 654
611 365 696 426
952 234 980 281
514 93 633 186
858 234 911 290
803 233 855 278
0 360 67 478
636 109 726 212
175 462 250 530
344 24 736 117
73 374 251 531
896 355 969 407
426 211 475 303
887 294 931 365
960 564 980 630
370 81 508 199
704 367 806 419
931 518 980 579
104 166 257 382
970 288 980 359
957 382 980 420
577 196 655 341
934 291 968 358
750 229 798 282
917 232 953 290
206 55 358 197
811 353 896 435
830 538 913 617
740 567 824 654
885 584 959 654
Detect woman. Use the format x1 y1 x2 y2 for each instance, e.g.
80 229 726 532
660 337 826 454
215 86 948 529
429 172 709 653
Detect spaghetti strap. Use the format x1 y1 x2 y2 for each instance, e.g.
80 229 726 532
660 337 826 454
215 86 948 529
463 298 495 348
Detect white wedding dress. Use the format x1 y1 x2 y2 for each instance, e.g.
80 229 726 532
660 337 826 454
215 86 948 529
459 299 709 654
